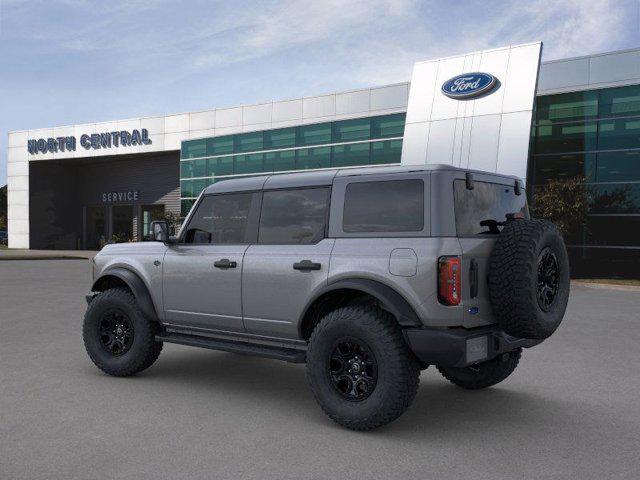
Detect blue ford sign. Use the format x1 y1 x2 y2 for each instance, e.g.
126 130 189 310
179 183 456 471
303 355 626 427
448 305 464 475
441 72 497 99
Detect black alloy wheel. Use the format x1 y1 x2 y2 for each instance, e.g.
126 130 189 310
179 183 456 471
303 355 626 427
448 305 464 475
98 309 134 356
536 247 559 312
329 337 378 401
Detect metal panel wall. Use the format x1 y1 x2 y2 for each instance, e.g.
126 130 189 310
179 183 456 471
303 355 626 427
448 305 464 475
401 43 542 181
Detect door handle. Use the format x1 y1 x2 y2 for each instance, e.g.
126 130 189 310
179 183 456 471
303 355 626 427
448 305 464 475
214 258 237 269
293 260 321 271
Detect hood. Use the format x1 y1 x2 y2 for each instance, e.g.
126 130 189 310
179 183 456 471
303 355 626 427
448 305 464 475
97 241 169 256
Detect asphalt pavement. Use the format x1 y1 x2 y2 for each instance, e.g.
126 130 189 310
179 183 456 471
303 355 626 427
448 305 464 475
1 260 639 480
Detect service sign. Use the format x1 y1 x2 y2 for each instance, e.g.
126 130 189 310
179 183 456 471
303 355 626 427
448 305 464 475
102 191 140 203
441 72 497 99
27 129 152 155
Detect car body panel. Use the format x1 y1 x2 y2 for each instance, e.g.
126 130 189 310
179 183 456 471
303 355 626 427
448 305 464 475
90 164 525 343
92 241 168 320
242 239 335 339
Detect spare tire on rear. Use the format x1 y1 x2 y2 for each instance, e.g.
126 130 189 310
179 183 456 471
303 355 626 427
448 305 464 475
488 218 570 340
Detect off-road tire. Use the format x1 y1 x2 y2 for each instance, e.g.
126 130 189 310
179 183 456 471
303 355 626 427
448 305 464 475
437 348 521 390
83 288 163 376
306 305 420 431
488 218 570 340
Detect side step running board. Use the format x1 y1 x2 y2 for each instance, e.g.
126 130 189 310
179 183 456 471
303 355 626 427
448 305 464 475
156 332 307 364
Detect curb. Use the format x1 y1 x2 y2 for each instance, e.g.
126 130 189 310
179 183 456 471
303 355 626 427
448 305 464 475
571 280 640 292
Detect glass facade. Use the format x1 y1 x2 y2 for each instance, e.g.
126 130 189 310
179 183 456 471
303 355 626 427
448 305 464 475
180 113 405 214
529 84 640 274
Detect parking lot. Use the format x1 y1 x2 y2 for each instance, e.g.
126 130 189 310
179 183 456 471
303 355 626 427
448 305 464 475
1 259 639 480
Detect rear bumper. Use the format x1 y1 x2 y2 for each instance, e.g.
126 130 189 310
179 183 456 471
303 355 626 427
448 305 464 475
403 326 542 368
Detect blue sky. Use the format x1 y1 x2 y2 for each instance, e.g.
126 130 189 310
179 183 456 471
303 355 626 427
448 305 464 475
1 0 639 186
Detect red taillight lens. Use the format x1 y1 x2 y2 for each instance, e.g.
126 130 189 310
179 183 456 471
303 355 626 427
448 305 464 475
438 256 461 306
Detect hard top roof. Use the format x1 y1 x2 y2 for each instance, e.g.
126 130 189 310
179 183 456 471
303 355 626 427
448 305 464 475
202 164 520 194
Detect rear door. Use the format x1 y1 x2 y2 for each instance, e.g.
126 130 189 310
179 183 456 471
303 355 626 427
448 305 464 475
453 178 529 327
242 186 333 340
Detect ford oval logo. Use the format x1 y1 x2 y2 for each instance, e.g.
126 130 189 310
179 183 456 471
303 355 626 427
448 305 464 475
441 72 497 99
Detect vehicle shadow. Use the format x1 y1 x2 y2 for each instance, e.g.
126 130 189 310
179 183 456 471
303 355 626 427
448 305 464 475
125 347 579 439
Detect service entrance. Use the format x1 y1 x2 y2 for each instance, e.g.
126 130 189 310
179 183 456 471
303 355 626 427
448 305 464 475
29 152 180 250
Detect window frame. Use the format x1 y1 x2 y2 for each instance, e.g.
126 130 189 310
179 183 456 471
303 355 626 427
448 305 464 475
329 173 431 238
177 191 262 245
256 186 332 245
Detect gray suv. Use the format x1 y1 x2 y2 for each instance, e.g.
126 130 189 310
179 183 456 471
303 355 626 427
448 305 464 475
84 164 570 430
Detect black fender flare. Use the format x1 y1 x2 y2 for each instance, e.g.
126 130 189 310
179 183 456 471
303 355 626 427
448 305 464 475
92 267 159 322
299 278 422 329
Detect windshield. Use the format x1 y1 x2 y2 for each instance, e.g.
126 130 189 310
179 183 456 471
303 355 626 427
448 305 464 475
453 179 529 236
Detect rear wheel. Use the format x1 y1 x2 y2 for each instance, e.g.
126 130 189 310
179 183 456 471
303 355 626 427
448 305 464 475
437 349 521 390
306 305 420 431
83 288 163 376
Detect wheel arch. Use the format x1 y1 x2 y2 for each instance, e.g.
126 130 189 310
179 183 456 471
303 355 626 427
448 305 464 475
92 267 159 322
298 278 422 340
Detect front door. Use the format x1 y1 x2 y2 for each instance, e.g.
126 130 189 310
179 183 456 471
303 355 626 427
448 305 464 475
242 187 332 339
162 192 258 333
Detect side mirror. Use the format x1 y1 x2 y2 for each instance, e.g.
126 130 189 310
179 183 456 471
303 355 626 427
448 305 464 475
150 220 169 243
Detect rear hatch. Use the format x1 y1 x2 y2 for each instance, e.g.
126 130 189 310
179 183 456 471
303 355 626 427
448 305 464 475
453 178 529 327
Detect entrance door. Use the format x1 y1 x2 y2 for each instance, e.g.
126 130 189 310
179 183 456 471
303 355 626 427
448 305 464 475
86 206 107 250
112 205 134 242
162 192 259 333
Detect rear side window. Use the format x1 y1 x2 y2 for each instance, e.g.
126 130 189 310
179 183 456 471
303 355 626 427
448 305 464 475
184 193 253 244
259 188 330 244
454 180 529 236
343 179 424 233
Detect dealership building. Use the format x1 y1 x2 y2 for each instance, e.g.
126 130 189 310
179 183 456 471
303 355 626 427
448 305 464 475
6 45 640 274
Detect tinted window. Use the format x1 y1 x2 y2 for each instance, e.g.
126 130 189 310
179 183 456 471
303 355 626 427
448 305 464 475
454 180 529 236
184 193 253 244
259 188 329 244
343 180 424 233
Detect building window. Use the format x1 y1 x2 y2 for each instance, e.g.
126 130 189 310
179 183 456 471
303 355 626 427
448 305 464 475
332 143 370 168
234 132 263 153
370 139 403 164
235 153 264 174
179 113 406 215
264 128 296 149
181 139 206 159
296 123 332 146
530 85 640 267
207 136 233 156
264 150 296 172
208 156 234 176
371 113 406 138
332 118 370 142
296 147 331 170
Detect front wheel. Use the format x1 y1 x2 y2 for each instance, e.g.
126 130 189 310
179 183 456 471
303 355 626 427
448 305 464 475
437 349 521 390
83 288 163 376
306 305 420 431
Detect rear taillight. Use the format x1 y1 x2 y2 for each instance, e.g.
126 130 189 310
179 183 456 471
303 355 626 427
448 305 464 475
438 256 461 306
